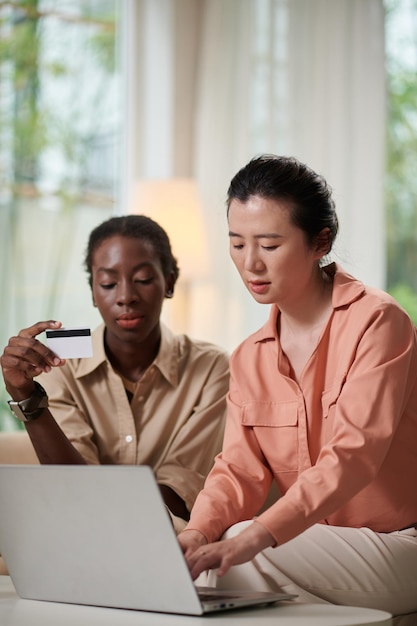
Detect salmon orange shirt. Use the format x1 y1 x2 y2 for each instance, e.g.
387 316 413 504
187 264 417 546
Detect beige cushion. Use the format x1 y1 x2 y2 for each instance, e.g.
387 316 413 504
0 430 39 464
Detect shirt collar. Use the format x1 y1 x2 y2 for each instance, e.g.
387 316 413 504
73 322 179 386
254 263 366 345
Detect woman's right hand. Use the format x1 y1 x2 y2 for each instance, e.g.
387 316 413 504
0 321 65 400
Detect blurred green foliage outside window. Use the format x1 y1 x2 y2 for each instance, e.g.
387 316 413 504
385 0 417 322
0 0 120 429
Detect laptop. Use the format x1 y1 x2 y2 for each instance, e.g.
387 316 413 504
0 465 296 615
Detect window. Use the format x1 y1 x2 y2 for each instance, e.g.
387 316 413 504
384 0 417 322
0 0 122 429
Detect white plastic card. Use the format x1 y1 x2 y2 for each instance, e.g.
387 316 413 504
45 327 93 359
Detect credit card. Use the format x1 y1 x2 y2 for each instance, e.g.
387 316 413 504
45 327 93 359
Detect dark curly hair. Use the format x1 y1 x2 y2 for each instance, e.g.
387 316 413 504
84 215 180 289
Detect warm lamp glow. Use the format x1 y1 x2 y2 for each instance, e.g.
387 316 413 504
131 178 209 282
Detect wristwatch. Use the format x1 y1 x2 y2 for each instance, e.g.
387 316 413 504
8 382 49 422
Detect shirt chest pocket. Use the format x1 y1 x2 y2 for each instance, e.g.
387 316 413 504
241 402 298 472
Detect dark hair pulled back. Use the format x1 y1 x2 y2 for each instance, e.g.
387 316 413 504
84 214 180 288
227 154 339 254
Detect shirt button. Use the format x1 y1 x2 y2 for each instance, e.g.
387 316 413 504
125 435 133 443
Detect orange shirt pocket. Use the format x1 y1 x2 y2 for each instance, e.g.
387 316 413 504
241 402 298 472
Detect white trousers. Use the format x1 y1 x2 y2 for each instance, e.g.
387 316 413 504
207 521 417 617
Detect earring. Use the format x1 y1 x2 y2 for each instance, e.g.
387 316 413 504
165 290 174 299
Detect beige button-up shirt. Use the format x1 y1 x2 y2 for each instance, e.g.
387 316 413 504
187 264 417 545
37 323 229 515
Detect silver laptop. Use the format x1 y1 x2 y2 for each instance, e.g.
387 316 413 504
0 465 295 615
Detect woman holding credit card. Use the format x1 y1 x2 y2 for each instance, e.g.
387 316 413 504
1 215 229 533
178 155 417 618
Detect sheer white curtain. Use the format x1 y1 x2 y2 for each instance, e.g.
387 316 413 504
286 0 386 288
191 0 386 351
126 0 385 352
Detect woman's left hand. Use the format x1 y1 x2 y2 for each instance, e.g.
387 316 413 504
185 521 275 581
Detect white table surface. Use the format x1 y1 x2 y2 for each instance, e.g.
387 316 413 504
0 577 393 626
